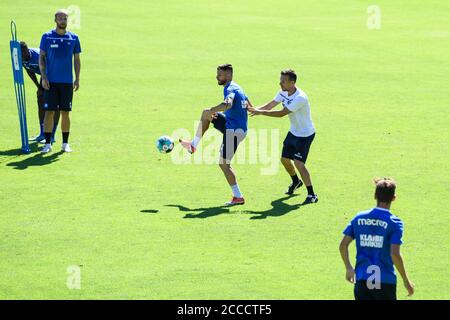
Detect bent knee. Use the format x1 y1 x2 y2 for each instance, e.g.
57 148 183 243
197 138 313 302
219 160 231 168
201 109 210 118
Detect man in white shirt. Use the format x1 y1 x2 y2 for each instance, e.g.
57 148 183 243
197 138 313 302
248 69 318 204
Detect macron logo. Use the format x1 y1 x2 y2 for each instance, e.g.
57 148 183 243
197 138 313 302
357 218 388 229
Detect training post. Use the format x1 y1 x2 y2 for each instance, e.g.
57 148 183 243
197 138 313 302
9 21 30 154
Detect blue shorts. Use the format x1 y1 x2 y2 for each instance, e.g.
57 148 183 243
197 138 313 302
282 132 315 163
212 113 246 161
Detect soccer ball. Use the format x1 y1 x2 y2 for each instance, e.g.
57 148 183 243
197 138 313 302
156 136 174 153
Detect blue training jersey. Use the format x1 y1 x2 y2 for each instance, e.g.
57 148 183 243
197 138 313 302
22 48 41 75
39 30 81 84
343 207 404 284
223 81 248 132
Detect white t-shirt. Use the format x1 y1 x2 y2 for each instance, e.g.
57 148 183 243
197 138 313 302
274 88 315 137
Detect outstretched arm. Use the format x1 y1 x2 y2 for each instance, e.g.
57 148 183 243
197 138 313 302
247 99 279 112
247 99 284 116
258 99 280 110
249 106 290 118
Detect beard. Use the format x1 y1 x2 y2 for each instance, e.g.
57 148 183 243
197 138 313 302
57 23 67 29
217 80 226 85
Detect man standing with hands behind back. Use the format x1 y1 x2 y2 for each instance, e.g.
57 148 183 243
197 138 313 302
39 9 81 153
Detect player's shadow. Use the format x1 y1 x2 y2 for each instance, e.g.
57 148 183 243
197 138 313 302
243 195 302 220
166 204 231 219
140 209 159 214
0 144 40 164
6 150 64 170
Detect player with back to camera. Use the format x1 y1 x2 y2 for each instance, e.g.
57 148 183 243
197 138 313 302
339 178 414 300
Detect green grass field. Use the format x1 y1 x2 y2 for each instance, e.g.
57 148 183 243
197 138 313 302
0 0 449 299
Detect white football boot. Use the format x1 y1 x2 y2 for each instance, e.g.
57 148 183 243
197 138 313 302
61 143 72 153
41 144 52 154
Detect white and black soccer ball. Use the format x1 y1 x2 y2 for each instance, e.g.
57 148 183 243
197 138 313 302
156 136 174 153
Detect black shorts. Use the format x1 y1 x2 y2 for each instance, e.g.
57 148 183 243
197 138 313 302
281 132 315 163
212 113 246 161
354 280 397 300
44 82 73 111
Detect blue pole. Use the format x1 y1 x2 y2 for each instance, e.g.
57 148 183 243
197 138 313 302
10 21 30 154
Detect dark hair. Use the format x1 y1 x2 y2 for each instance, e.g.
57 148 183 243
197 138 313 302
217 64 233 73
374 177 396 203
281 69 297 82
19 41 29 60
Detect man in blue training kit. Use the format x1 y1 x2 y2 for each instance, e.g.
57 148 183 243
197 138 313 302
39 9 81 153
339 178 414 300
20 41 59 144
179 64 250 206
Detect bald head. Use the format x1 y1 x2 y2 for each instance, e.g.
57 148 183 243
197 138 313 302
54 9 68 30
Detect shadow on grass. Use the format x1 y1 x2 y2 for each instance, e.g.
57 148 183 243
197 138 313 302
165 204 231 219
162 194 306 220
140 209 159 214
6 150 64 170
0 143 41 164
243 194 303 220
